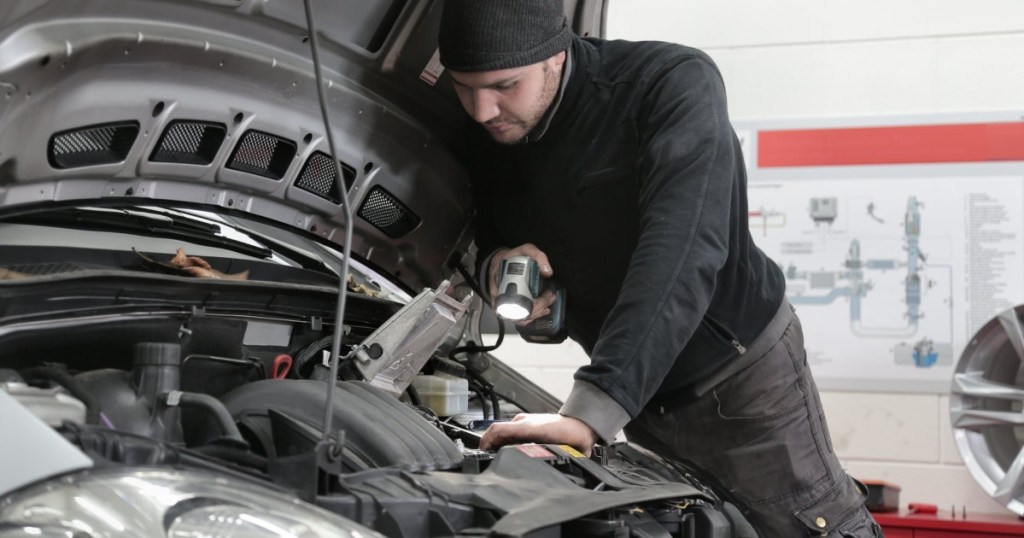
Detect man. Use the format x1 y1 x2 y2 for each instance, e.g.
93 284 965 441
437 1 881 536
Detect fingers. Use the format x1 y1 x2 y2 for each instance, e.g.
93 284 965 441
514 309 551 326
514 288 555 325
477 414 598 456
479 421 521 451
533 288 556 318
480 421 554 451
488 243 554 306
513 243 553 277
479 413 551 450
497 243 554 277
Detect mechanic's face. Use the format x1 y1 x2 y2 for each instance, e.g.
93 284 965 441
449 51 566 144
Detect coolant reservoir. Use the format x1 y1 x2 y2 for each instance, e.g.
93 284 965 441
411 373 470 416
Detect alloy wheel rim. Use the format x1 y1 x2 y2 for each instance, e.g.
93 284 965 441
951 305 1024 515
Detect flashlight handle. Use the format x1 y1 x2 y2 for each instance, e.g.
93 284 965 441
516 281 567 344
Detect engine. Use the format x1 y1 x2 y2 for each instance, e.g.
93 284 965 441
0 280 749 538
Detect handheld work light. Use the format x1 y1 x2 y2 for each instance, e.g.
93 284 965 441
493 255 568 344
495 255 539 321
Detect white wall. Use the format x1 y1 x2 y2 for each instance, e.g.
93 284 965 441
607 0 1024 120
493 0 1024 518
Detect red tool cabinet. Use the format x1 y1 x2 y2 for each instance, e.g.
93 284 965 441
872 511 1024 537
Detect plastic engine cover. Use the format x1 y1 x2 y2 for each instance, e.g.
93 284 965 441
220 379 462 472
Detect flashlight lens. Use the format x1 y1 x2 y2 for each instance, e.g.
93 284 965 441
496 303 530 321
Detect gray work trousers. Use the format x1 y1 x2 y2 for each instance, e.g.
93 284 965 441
625 305 883 537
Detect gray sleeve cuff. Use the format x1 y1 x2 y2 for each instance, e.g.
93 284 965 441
559 380 631 445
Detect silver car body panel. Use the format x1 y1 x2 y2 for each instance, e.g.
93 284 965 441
0 389 92 495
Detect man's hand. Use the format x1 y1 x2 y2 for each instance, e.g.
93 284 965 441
488 243 556 323
478 413 598 456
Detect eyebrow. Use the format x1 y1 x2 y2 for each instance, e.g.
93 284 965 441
452 75 519 90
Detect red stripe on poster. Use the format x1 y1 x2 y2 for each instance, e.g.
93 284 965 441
758 122 1024 167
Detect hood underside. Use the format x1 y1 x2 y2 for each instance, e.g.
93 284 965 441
0 0 481 292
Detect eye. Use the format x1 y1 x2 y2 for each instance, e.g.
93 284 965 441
495 81 516 91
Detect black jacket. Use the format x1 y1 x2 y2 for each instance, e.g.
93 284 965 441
466 35 786 438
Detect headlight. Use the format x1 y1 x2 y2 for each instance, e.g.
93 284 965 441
0 468 383 538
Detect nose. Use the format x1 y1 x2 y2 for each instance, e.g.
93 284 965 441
469 90 500 124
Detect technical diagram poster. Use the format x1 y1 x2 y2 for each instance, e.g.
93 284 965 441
739 117 1024 392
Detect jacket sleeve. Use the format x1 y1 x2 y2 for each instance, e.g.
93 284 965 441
560 53 738 443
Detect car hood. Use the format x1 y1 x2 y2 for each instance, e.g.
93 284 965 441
0 0 605 292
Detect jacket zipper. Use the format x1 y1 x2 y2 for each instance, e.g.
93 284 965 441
701 315 747 355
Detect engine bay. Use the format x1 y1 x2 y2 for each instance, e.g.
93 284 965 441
0 273 747 537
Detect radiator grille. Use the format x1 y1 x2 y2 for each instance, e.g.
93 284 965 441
150 121 226 165
48 122 139 169
296 151 356 204
226 130 296 180
357 186 420 238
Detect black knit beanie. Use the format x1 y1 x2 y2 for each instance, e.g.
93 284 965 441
438 0 573 72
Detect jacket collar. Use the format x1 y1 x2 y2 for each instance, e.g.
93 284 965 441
523 44 574 143
523 35 593 145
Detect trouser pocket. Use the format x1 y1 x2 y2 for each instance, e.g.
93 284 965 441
793 477 881 537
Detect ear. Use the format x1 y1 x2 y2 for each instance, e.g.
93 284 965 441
551 50 567 70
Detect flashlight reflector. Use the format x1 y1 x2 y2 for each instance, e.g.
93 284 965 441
496 302 530 321
495 286 533 321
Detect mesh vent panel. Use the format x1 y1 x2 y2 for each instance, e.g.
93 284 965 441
357 186 420 238
296 151 356 204
48 122 139 169
151 121 226 165
227 130 296 179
